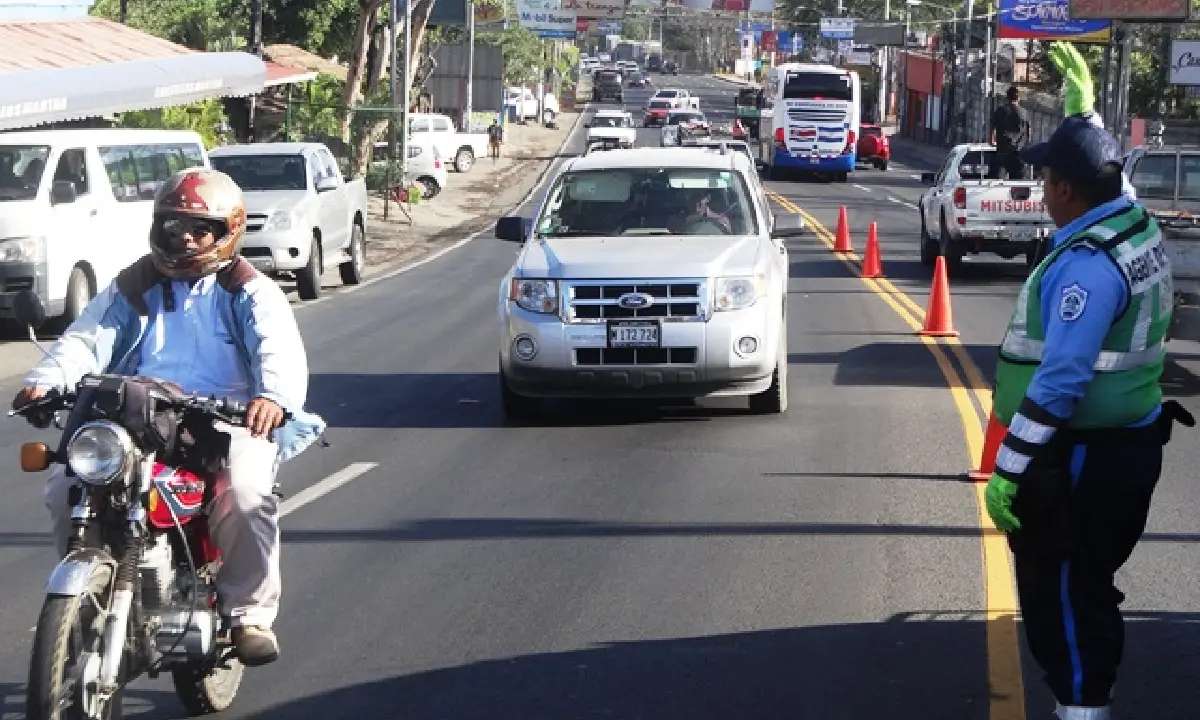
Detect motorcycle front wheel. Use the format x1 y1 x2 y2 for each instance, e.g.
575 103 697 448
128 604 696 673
26 561 122 720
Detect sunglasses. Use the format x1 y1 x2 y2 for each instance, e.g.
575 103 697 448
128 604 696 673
157 216 223 241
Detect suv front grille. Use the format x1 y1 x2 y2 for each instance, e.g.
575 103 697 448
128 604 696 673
564 280 706 322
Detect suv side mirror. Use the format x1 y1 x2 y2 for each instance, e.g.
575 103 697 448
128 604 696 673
50 180 77 205
315 176 338 192
771 214 805 239
495 216 530 242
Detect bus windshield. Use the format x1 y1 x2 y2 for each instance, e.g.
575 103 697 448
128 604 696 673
783 72 852 101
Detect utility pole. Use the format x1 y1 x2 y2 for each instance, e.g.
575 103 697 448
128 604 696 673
401 0 411 182
119 0 127 23
464 0 475 132
247 0 263 142
386 0 399 221
878 0 891 124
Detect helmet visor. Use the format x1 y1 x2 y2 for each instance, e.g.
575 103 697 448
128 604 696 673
151 213 228 254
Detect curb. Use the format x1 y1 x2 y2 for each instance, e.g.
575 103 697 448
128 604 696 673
710 74 755 86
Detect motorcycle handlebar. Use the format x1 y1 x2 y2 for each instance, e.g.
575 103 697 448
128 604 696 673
10 389 293 429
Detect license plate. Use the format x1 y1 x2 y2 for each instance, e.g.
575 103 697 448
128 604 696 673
1008 229 1034 241
608 321 660 348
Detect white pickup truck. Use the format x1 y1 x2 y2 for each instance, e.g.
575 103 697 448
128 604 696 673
209 142 367 301
407 112 489 173
1125 145 1200 340
651 88 701 111
492 146 802 417
917 143 1055 274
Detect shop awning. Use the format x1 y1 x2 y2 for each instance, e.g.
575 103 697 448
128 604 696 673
0 17 274 131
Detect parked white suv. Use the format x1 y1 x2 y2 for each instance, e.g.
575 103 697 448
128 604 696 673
493 146 802 417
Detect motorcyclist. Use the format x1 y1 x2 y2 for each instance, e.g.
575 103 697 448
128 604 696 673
11 167 326 667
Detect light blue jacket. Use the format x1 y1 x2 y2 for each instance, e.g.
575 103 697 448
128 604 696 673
25 260 326 463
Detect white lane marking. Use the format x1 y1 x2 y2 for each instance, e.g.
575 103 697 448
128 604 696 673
888 196 919 211
280 462 379 518
291 113 583 313
852 183 871 193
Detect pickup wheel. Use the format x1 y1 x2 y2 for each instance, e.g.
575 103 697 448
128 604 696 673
938 213 964 276
919 213 938 267
454 147 475 173
499 362 542 420
877 160 888 171
339 222 366 285
748 307 788 415
296 237 323 300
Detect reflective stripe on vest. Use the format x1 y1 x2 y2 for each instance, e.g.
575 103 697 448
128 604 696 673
999 332 1165 371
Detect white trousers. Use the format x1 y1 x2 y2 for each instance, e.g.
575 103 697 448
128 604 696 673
45 425 282 629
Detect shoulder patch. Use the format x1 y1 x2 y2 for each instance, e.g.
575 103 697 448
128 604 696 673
1059 283 1089 322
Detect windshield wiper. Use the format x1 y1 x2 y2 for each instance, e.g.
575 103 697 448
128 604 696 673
539 230 603 237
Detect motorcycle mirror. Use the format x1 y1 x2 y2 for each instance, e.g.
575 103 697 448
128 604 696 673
13 289 46 331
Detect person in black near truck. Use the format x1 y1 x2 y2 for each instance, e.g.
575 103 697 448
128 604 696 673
989 86 1031 180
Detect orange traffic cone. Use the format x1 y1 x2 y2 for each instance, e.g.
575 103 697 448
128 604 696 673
919 256 959 337
832 205 853 253
861 222 883 278
967 412 1008 482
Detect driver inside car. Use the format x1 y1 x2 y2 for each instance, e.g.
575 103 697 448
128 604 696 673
11 167 326 668
669 188 732 234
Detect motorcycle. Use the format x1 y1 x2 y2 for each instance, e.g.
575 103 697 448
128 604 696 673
9 289 289 719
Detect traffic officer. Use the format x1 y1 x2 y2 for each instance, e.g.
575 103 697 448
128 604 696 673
984 115 1193 719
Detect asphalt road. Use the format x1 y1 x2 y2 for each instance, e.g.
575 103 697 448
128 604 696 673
0 74 1197 719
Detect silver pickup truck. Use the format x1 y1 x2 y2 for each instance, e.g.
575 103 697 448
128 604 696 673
1125 145 1200 340
918 143 1055 274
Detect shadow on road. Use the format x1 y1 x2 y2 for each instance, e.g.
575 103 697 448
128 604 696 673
790 342 998 390
225 610 1199 720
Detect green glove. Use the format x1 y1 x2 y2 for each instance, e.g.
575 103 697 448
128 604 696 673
985 473 1021 533
1047 41 1094 117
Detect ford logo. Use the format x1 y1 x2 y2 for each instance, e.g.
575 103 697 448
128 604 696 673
617 292 654 309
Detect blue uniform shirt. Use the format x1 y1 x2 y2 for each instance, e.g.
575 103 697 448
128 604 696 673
1024 195 1160 427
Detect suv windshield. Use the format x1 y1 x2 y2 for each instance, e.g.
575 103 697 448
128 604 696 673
592 115 633 128
649 100 673 109
211 154 308 191
668 113 704 125
536 168 758 237
0 145 50 201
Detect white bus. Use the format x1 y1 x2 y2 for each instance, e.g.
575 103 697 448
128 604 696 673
758 62 861 182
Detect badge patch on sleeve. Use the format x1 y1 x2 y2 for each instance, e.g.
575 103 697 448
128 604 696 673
1059 283 1089 322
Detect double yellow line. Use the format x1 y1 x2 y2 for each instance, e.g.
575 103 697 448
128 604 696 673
769 191 1027 720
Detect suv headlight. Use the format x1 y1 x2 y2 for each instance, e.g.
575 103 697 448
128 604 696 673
0 235 46 263
714 276 766 311
509 278 559 314
67 421 133 484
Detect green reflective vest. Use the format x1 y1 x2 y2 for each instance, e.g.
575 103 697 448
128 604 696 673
992 204 1172 429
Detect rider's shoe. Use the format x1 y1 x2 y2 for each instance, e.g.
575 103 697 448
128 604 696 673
233 625 279 666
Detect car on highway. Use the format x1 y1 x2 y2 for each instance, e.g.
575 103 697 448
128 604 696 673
660 109 710 146
643 98 676 127
210 142 368 300
586 109 637 148
492 146 802 417
592 68 624 103
917 143 1054 274
627 70 650 88
856 124 890 170
650 88 700 111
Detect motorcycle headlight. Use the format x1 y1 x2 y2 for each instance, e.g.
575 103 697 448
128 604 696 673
714 276 766 312
67 421 133 484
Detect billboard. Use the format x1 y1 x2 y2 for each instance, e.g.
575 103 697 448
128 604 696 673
820 17 857 39
854 21 904 46
1069 0 1189 20
517 0 578 38
682 0 774 11
998 0 1110 40
428 0 468 26
1169 40 1200 86
560 0 624 19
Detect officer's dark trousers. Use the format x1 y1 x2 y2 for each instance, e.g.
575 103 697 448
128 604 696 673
1008 424 1163 707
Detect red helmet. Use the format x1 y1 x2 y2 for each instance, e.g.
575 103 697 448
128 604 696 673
149 168 247 279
